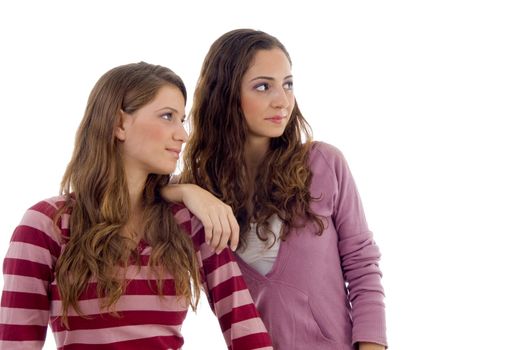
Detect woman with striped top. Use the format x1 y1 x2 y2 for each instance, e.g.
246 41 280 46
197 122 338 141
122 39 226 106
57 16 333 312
0 62 272 349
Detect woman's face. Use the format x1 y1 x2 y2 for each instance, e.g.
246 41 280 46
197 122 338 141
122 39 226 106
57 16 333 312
240 48 295 142
116 84 188 177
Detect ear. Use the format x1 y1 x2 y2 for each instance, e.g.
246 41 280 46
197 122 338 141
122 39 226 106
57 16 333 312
115 109 129 141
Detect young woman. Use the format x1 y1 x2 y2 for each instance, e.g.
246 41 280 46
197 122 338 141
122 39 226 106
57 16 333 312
171 29 388 349
0 62 272 349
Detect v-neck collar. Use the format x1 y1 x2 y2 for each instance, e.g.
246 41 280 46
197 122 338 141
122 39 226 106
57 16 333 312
235 235 289 281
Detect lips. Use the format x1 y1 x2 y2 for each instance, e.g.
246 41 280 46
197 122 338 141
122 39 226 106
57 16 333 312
166 148 181 158
265 116 285 124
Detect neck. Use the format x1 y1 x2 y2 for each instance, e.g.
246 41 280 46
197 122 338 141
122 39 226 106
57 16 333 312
244 136 270 178
124 167 147 228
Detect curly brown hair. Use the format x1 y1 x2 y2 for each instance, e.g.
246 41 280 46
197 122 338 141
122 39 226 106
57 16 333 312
181 29 325 247
56 62 200 327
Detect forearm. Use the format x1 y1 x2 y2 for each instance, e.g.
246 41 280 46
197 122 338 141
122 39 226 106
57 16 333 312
329 145 387 347
200 238 272 348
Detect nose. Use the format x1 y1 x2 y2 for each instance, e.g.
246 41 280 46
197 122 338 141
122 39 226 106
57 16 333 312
173 122 189 143
271 86 290 109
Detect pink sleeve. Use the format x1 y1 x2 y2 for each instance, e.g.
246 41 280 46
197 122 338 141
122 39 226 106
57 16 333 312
174 205 273 350
320 143 387 348
0 199 64 349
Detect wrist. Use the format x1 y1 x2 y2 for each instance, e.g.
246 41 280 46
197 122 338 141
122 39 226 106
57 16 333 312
161 183 186 203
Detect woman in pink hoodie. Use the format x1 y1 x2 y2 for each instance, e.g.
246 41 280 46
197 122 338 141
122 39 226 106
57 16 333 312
166 29 388 350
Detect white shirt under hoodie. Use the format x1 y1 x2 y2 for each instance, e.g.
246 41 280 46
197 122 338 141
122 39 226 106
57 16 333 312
236 215 282 275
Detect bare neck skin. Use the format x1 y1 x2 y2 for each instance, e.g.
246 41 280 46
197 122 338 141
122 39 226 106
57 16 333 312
123 167 146 240
244 136 269 183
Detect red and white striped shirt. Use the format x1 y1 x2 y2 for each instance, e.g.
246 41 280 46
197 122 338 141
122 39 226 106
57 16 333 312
0 197 272 349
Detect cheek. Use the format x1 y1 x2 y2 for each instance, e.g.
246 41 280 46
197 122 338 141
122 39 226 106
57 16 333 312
289 95 296 111
146 126 166 140
131 123 166 147
242 95 264 122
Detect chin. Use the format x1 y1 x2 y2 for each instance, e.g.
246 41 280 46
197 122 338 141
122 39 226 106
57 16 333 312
164 167 177 175
152 165 177 176
269 131 286 138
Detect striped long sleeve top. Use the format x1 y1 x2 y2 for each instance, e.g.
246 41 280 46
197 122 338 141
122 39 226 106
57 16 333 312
0 196 272 349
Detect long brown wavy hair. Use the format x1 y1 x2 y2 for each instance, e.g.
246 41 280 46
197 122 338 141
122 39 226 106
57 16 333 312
56 62 200 327
181 29 325 247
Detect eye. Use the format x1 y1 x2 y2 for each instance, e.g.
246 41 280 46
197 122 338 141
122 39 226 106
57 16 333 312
161 112 173 121
255 83 270 92
284 81 294 90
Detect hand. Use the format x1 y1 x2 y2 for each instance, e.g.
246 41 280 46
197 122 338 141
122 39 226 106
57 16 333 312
161 184 239 253
359 342 385 350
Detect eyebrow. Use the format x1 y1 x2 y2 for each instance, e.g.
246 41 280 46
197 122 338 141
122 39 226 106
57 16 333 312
155 107 181 114
249 74 293 82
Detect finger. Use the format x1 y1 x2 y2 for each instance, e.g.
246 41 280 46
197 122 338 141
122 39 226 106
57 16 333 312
208 214 222 251
215 212 232 253
201 216 213 246
227 210 240 251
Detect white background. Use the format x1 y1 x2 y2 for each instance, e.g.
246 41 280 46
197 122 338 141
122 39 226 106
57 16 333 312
1 1 525 349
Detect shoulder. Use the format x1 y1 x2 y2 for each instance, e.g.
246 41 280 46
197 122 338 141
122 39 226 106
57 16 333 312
308 141 348 169
26 195 69 218
14 195 68 248
19 195 69 226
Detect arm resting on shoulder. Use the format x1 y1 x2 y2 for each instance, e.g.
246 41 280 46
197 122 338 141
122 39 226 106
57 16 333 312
161 183 239 252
